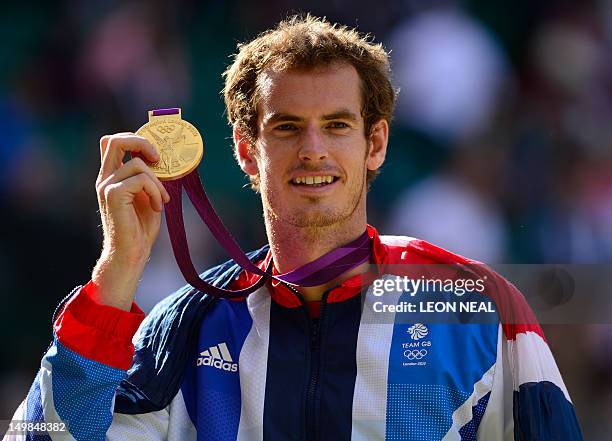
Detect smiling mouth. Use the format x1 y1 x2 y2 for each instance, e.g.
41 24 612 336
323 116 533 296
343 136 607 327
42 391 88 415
290 175 340 187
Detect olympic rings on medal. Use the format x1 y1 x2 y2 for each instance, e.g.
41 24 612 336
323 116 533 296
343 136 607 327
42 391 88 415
403 349 428 360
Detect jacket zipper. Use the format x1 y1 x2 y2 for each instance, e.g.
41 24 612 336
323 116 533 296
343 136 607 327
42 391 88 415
282 283 330 441
304 291 329 441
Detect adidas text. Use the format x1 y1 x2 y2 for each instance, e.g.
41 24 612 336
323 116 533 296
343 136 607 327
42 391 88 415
197 342 238 372
197 356 238 372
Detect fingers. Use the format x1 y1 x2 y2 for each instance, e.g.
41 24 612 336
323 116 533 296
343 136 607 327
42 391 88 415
98 157 170 203
98 133 160 183
99 132 132 158
103 173 165 212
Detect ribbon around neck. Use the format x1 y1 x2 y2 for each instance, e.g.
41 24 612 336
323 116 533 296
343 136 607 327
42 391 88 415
162 170 371 298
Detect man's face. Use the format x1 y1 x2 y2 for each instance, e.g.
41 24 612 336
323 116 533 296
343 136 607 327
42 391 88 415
237 63 387 229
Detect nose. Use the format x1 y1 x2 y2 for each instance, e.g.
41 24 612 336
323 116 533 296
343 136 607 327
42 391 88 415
298 126 328 162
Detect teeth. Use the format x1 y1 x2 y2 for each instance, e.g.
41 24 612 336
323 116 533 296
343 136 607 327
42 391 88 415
292 175 335 185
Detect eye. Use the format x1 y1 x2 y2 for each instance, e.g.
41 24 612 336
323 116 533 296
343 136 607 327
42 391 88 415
327 121 349 129
275 123 298 131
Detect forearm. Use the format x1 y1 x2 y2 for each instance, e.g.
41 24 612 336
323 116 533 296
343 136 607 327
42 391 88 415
92 251 148 311
10 283 145 441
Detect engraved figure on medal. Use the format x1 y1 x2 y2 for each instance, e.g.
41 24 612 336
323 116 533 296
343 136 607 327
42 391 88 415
149 124 185 174
136 111 204 181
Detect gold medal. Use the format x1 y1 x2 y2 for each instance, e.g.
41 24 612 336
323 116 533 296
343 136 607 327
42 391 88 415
136 108 204 181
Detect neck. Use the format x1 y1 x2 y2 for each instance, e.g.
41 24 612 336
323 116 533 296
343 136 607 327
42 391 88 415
264 211 369 302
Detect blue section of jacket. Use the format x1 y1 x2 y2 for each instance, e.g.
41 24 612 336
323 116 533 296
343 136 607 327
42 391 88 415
114 245 270 414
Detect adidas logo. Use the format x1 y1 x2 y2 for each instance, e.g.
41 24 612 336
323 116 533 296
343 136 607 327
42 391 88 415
197 342 238 372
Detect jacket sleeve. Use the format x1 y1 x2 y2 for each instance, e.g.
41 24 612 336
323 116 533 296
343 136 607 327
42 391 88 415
4 282 169 441
507 326 583 440
400 238 584 439
477 285 583 440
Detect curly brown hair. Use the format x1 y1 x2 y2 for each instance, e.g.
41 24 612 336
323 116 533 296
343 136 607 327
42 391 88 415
223 14 397 190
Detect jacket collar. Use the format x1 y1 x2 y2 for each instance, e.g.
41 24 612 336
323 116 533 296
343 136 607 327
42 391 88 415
231 224 388 308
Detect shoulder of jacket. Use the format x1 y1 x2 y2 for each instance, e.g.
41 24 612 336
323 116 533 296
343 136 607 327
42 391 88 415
378 234 481 265
378 234 540 341
114 244 270 414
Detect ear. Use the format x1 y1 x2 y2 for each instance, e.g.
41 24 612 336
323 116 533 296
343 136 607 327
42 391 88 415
366 119 389 171
234 127 259 176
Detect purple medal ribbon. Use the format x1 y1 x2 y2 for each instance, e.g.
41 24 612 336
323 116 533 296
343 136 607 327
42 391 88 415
155 108 371 298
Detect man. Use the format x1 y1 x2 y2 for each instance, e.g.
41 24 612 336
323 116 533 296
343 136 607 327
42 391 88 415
8 15 582 441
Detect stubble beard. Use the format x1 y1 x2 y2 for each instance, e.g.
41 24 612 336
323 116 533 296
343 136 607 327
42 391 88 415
261 165 368 241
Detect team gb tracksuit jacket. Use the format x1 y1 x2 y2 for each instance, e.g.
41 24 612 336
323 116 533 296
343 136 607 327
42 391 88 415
8 225 583 440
